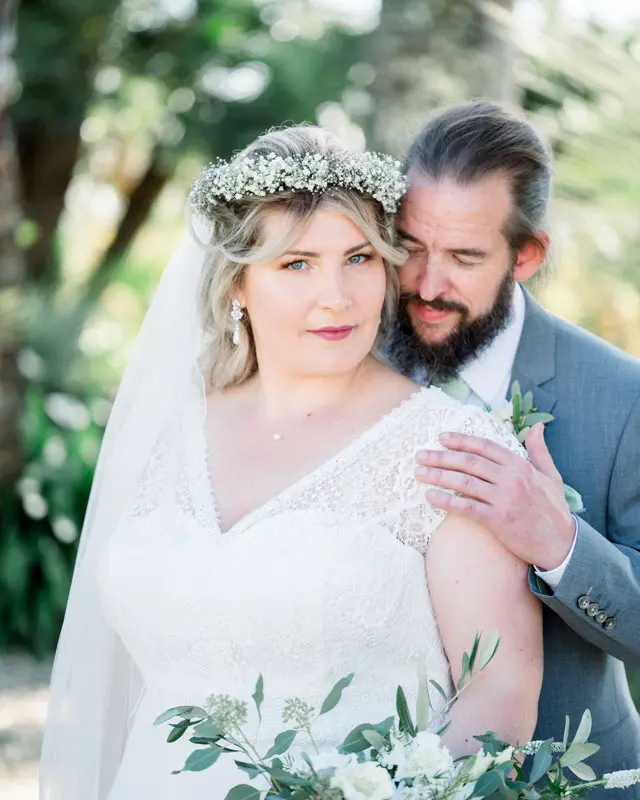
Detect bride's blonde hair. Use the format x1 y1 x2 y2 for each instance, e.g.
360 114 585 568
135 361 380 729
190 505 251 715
194 125 407 391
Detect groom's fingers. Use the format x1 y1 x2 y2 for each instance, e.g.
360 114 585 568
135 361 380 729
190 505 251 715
435 432 517 465
424 488 492 526
525 424 563 485
415 465 496 502
415 447 502 484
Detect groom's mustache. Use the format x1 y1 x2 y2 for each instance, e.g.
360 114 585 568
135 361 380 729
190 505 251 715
400 292 469 318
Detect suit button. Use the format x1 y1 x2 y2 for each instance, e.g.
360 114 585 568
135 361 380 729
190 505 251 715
577 595 590 610
595 611 608 625
604 618 617 631
586 603 599 617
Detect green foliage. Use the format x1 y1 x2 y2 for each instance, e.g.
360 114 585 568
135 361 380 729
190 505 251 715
154 644 638 798
0 385 105 653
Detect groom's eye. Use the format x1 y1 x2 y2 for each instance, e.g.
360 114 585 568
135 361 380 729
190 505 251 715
452 252 485 266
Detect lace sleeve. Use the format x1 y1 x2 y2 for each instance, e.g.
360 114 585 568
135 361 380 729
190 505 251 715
446 404 526 457
392 402 525 556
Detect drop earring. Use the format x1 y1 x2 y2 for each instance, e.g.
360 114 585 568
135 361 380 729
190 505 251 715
231 299 244 346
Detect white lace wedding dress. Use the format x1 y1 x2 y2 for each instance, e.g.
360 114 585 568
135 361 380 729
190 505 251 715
99 385 520 799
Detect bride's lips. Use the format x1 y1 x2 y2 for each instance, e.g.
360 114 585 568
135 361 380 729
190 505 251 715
412 304 456 324
309 326 355 341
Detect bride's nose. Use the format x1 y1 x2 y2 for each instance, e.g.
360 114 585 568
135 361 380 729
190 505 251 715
317 265 353 312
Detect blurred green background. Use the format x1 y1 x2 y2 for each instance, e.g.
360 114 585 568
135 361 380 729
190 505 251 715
0 0 638 707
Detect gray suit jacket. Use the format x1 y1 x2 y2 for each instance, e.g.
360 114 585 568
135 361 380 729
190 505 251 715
512 290 640 794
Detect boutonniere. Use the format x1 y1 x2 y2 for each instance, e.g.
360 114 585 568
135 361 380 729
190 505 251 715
495 381 585 514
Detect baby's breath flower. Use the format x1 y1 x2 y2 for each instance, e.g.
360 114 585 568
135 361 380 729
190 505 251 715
282 697 316 729
603 768 640 789
520 741 566 756
190 151 406 217
204 693 248 731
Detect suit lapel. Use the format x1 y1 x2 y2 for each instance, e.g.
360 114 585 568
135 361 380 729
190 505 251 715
510 289 557 415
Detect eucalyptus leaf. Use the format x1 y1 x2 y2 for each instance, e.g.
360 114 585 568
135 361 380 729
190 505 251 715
458 651 470 689
522 412 555 427
468 632 481 672
234 761 262 780
182 746 222 772
473 731 506 757
340 717 394 753
572 709 592 745
264 729 298 759
252 675 264 722
559 742 600 767
416 662 430 731
568 762 597 781
396 686 416 736
564 484 585 513
474 769 504 797
265 767 307 787
477 630 501 670
562 715 571 749
167 719 191 743
362 729 387 750
224 785 262 800
529 740 554 784
512 392 521 427
522 391 534 416
435 720 451 737
154 705 205 726
319 673 354 716
429 679 448 703
193 720 224 740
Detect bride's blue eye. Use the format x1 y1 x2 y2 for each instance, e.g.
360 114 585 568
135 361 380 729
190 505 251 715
284 260 308 271
347 253 371 265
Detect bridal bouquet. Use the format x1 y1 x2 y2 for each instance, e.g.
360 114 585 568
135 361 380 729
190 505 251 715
157 633 639 799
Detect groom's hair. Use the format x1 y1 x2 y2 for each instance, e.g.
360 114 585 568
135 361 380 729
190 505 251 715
405 100 552 260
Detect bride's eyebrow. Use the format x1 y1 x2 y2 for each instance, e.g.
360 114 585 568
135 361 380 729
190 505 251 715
283 241 372 258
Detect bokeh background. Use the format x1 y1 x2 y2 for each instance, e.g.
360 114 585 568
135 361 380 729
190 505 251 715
1 0 640 796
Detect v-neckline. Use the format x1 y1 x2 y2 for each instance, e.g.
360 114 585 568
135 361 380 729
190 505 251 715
192 386 431 539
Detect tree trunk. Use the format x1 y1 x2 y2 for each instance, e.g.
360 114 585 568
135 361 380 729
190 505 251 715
17 125 83 285
0 0 25 486
14 0 115 287
82 150 170 307
366 0 518 155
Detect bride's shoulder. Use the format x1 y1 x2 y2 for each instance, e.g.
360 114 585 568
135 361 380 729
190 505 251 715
404 389 525 457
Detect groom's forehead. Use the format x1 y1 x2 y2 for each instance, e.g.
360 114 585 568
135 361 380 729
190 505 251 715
399 175 512 244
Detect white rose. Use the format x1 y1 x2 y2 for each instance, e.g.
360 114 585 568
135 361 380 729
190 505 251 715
468 749 494 780
399 731 453 780
493 746 515 766
378 738 407 776
308 748 355 773
330 761 394 800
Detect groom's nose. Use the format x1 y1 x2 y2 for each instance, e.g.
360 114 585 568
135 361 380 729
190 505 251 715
416 261 451 302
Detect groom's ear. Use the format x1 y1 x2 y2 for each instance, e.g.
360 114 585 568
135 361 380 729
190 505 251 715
513 232 550 282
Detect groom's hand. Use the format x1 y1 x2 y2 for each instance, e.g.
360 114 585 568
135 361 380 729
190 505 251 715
415 423 576 571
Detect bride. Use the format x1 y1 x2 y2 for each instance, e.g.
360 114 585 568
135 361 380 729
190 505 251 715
40 125 542 799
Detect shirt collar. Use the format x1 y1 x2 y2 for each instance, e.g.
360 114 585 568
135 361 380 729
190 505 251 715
459 283 526 408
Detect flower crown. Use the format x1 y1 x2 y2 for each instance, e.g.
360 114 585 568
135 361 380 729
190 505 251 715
189 150 407 217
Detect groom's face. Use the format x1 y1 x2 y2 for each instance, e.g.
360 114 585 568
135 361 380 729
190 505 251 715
397 172 518 349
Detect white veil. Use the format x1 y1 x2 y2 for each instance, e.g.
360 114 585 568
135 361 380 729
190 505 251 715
39 220 210 799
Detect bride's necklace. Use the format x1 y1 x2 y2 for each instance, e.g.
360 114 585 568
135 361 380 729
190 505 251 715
271 411 313 442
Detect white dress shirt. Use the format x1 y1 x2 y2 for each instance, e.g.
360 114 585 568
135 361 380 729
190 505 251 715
445 285 576 588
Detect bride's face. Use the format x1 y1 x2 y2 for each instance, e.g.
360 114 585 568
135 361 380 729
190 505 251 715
237 208 387 378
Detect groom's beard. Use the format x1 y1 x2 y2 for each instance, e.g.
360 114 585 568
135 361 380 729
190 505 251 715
386 270 515 384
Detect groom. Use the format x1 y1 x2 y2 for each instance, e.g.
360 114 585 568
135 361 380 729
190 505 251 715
387 100 640 792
